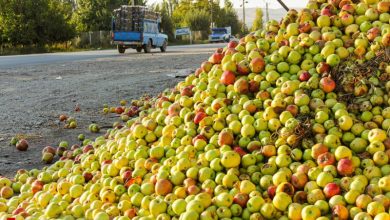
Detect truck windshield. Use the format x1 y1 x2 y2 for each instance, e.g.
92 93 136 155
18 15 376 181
212 29 227 34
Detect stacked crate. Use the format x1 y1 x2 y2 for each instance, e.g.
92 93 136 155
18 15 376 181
113 6 161 32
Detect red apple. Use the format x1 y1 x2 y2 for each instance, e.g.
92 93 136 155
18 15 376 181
224 48 237 56
155 179 173 196
192 134 207 145
233 193 249 207
316 62 331 74
168 103 181 116
311 143 328 159
291 172 308 189
234 78 249 94
267 185 277 199
341 4 354 14
321 8 332 16
237 60 250 75
201 61 213 72
293 191 308 203
124 208 137 218
83 172 93 182
220 70 236 85
367 27 381 41
337 158 354 176
59 114 68 122
194 112 207 124
31 180 44 194
194 68 202 77
121 170 132 182
296 164 310 174
187 185 200 195
218 130 234 146
377 1 390 13
299 71 311 81
317 152 336 168
249 57 265 73
228 40 239 48
332 205 349 220
181 86 194 97
209 52 224 64
323 182 341 199
183 178 196 188
16 139 29 151
102 160 112 165
299 22 311 33
320 77 336 93
286 104 299 116
82 144 94 153
115 106 124 114
42 146 56 155
248 80 260 93
233 146 247 157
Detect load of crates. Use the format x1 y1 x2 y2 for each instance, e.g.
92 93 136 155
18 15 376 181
113 5 160 32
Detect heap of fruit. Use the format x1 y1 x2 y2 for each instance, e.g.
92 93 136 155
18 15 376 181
103 96 154 123
1 0 390 219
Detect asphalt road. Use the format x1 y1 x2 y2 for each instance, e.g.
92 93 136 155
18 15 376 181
0 43 226 69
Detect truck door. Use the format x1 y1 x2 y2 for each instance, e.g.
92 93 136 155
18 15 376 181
152 21 161 46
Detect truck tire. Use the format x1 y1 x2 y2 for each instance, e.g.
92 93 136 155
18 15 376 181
144 40 152 53
118 45 125 54
136 47 142 52
160 40 167 52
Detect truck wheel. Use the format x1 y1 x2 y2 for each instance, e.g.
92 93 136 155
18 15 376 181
160 40 167 52
144 40 152 53
118 45 125 54
136 47 142 52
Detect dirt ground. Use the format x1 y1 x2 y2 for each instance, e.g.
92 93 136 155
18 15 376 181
0 46 216 178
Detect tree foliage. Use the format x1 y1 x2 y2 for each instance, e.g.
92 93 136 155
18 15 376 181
0 0 75 46
0 0 243 46
185 10 210 32
72 0 128 32
214 0 241 35
252 8 263 31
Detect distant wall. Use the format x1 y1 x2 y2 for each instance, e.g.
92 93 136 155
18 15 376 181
72 31 112 48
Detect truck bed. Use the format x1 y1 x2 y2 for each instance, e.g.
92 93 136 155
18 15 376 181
113 31 142 42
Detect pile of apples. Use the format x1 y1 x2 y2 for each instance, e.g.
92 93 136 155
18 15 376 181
103 96 154 124
1 0 390 219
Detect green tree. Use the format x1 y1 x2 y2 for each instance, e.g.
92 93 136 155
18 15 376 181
185 10 210 32
72 0 128 32
214 0 240 35
252 8 263 31
0 0 75 46
155 0 175 40
172 0 192 27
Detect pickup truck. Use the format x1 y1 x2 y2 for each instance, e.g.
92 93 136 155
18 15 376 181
112 6 168 53
209 27 232 43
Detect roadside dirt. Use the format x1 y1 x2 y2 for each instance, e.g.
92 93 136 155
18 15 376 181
0 47 215 178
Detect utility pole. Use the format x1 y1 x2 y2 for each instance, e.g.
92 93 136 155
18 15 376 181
276 0 289 11
265 1 269 23
241 0 248 33
210 0 213 28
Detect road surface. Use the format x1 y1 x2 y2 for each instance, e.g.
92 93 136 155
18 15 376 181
0 43 225 68
0 43 225 177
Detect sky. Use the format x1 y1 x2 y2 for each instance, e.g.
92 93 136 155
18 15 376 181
147 0 309 9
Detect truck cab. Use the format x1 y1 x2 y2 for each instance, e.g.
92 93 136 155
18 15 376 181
112 6 168 53
209 27 232 43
